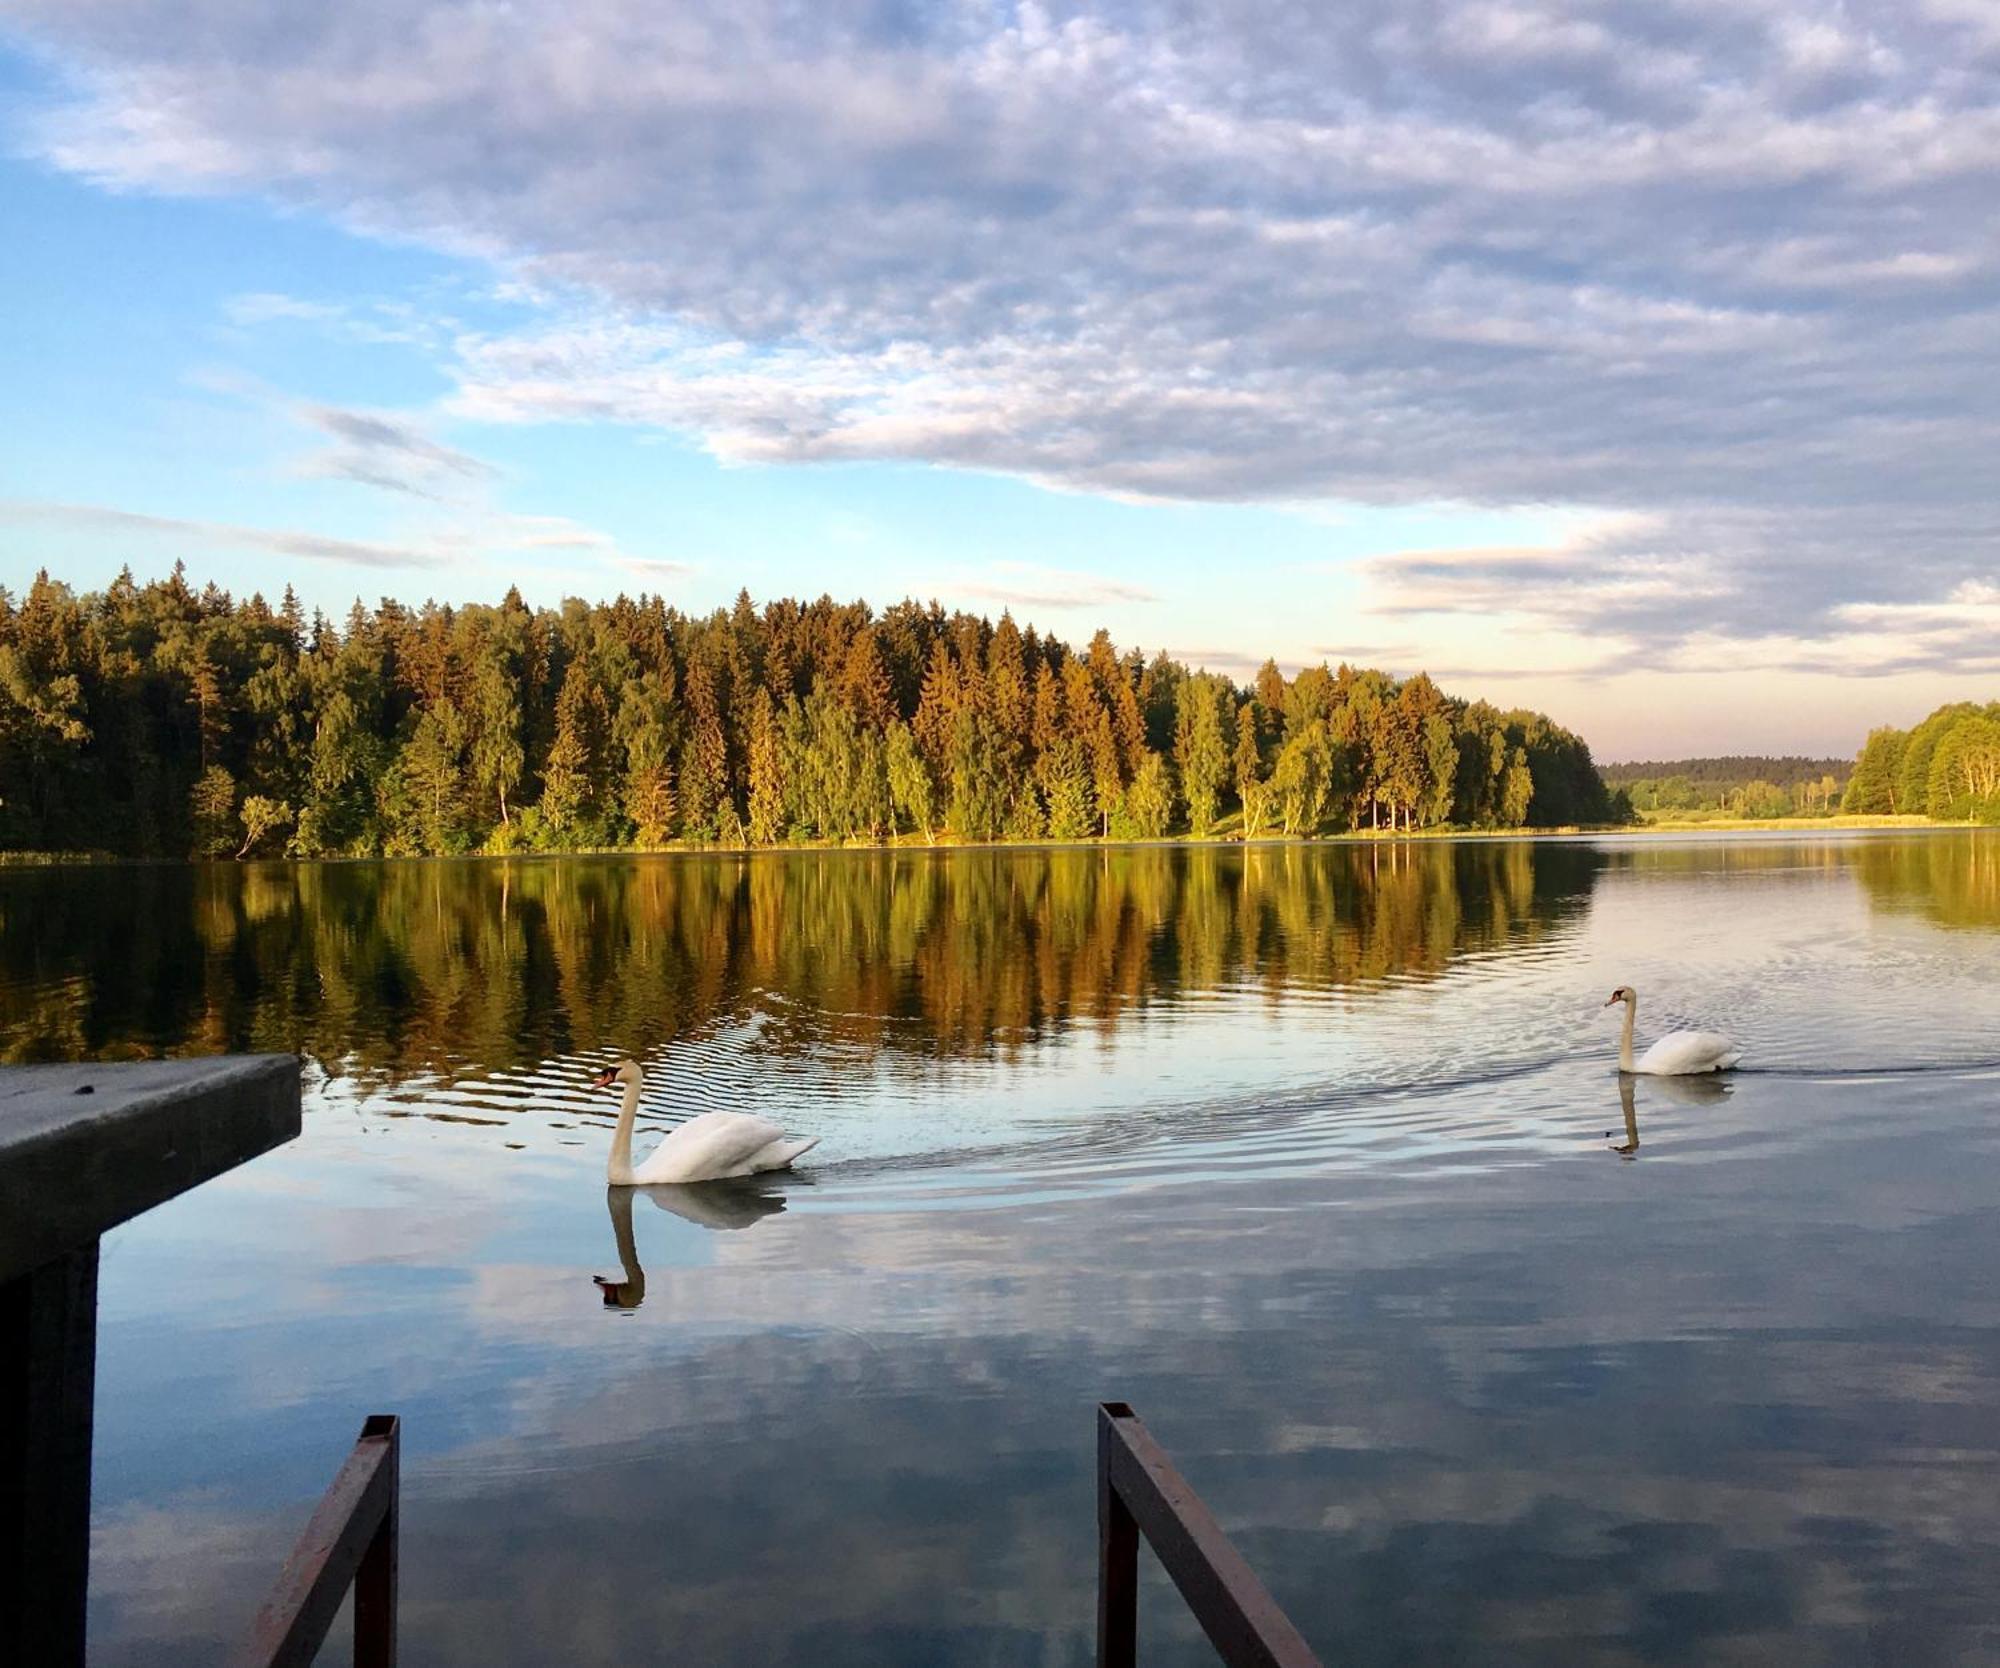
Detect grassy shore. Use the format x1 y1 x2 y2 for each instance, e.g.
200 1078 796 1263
2 814 1973 866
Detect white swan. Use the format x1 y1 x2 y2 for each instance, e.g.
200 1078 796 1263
1605 986 1743 1076
590 1058 818 1184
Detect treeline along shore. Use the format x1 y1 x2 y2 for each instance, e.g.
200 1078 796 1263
0 566 1614 859
1601 713 2000 827
1842 704 2000 824
1600 756 1851 821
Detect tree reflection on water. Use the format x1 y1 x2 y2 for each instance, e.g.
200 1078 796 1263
0 842 1600 1075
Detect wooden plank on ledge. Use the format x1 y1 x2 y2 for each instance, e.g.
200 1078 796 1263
0 1055 302 1283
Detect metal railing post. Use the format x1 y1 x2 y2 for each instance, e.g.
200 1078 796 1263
1099 1401 1140 1668
352 1414 399 1668
237 1414 401 1668
1094 1402 1321 1668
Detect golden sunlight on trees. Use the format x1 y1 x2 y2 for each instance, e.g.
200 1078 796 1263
0 567 1616 858
1843 705 2000 823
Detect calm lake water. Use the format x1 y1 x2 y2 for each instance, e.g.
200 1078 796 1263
6 832 2000 1665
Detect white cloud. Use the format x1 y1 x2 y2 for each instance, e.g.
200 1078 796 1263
5 1 2000 665
175 378 652 571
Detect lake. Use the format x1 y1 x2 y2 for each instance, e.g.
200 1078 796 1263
5 832 2000 1665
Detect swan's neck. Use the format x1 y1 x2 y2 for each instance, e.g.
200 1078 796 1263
1618 998 1637 1073
608 1078 642 1185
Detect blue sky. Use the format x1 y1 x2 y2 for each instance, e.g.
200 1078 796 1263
5 3 1999 758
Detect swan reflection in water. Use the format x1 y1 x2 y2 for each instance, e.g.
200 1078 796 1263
593 1180 792 1309
1607 1071 1732 1158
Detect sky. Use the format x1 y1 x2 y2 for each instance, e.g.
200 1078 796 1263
2 2 1998 760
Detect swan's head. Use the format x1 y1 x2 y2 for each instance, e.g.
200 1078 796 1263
590 1058 643 1090
1604 986 1636 1008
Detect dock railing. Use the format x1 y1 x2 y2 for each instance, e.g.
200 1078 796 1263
237 1414 401 1668
1097 1402 1321 1668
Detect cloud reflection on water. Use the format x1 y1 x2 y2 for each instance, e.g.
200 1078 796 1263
48 834 2000 1663
89 1050 2000 1665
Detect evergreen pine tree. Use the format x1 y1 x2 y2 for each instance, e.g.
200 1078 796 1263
746 688 787 845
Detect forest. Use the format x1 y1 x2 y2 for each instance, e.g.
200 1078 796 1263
0 565 1613 859
1842 702 2000 823
1601 755 1851 819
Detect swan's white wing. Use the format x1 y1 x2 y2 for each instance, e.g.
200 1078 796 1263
1636 1030 1742 1075
746 1134 819 1172
633 1111 790 1183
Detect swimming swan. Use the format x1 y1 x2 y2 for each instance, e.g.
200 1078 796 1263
590 1058 818 1184
1605 987 1743 1076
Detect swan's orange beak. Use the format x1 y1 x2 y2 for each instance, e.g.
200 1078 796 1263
590 1066 617 1089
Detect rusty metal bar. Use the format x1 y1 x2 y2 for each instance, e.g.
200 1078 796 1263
1098 1403 1141 1668
1096 1402 1321 1668
237 1414 400 1668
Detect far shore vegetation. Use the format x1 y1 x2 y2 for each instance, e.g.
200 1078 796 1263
1604 706 2000 830
1601 755 1852 822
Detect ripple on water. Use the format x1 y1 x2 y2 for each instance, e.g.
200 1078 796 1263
277 834 2000 1208
363 1018 1999 1211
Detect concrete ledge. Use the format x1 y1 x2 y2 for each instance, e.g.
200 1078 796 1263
0 1056 301 1281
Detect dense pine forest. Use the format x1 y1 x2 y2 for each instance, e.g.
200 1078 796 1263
0 565 1613 859
1843 703 2000 823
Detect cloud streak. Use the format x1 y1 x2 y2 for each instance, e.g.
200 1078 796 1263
0 497 663 580
0 498 442 569
948 562 1157 612
294 402 494 498
618 556 696 583
6 1 2000 664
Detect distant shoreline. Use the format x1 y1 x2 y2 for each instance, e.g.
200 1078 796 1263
0 815 1978 869
1622 813 1941 834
